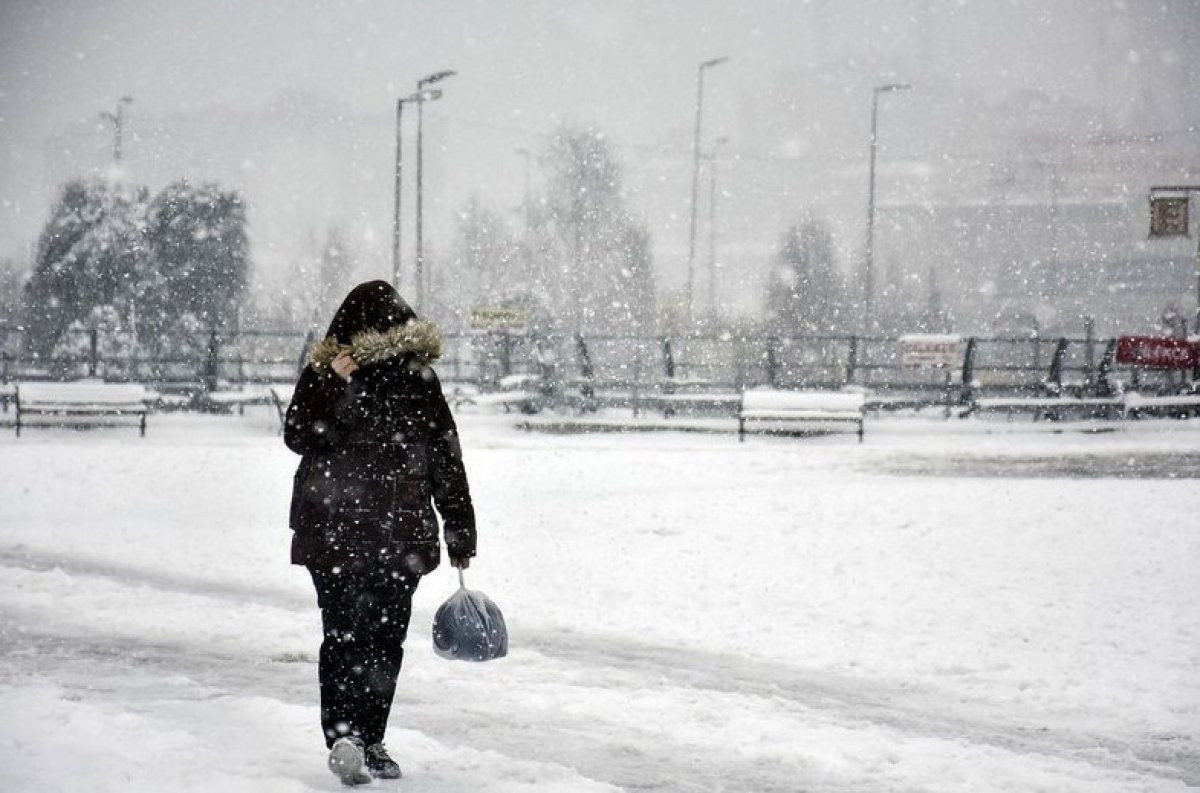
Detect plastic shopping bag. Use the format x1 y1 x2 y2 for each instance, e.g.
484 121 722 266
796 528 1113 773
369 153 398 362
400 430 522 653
432 569 508 662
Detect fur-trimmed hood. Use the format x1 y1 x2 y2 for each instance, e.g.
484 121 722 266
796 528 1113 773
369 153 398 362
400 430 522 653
308 318 443 373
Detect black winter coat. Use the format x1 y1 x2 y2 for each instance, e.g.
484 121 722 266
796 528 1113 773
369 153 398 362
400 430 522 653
284 284 475 576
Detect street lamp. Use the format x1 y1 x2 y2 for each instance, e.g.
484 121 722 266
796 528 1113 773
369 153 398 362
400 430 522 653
686 56 729 320
392 89 443 292
415 70 456 309
706 136 730 317
99 95 134 163
863 82 911 330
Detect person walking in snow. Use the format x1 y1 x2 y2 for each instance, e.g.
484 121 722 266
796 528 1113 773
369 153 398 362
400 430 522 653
284 280 476 785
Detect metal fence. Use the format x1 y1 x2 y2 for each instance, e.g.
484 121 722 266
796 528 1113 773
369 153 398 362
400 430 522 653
2 326 1192 404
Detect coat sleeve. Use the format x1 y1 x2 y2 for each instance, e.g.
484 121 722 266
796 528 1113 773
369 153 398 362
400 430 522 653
283 366 358 455
426 369 477 560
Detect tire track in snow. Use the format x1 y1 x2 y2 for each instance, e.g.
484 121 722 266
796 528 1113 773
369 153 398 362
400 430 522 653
2 544 1196 789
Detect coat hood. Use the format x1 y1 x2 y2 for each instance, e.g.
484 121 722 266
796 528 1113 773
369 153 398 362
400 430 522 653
310 280 441 372
326 280 417 343
308 318 443 372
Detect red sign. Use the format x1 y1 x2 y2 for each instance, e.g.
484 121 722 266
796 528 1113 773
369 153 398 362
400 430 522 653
1116 336 1199 370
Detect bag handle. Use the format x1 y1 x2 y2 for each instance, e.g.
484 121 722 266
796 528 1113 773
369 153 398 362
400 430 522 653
457 567 466 590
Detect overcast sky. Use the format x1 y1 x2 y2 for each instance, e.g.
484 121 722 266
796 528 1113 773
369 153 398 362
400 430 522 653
2 0 1197 309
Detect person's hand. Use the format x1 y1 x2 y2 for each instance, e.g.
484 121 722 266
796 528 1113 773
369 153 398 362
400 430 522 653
451 556 471 570
331 351 359 381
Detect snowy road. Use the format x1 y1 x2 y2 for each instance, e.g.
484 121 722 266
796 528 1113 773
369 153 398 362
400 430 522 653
2 413 1198 791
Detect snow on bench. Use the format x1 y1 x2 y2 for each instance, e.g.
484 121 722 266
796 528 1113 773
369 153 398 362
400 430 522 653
640 388 741 417
15 379 154 436
970 393 1200 420
203 384 281 415
971 396 1122 420
269 385 295 431
455 390 541 414
738 389 865 442
1123 393 1200 418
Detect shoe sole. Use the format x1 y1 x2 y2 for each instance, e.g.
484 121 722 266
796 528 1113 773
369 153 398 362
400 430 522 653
328 741 371 787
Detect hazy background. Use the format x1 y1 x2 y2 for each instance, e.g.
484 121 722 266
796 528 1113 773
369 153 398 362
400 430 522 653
2 0 1198 332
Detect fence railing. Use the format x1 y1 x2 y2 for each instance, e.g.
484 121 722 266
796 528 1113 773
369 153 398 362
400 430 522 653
1 328 1193 402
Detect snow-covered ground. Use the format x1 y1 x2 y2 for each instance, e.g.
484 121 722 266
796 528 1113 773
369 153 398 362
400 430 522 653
1 411 1198 792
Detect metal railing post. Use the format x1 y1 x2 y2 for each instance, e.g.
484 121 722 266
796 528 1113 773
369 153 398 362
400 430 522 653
88 327 99 378
765 336 779 388
961 337 977 404
575 333 595 412
204 329 220 392
844 336 858 385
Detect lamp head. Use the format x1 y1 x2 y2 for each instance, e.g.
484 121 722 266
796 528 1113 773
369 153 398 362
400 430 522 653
403 88 443 103
701 56 730 70
419 70 457 87
875 82 912 94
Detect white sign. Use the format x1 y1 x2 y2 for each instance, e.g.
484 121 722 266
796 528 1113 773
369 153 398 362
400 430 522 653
900 334 962 370
470 306 529 333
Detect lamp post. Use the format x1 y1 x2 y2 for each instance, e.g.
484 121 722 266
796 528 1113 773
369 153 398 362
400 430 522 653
863 82 910 330
706 136 730 317
686 56 729 320
391 91 440 292
415 69 456 310
99 96 134 163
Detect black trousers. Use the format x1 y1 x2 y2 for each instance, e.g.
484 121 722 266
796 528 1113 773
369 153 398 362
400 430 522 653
309 564 420 748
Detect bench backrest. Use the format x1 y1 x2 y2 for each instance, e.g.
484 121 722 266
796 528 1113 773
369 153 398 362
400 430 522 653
270 385 295 405
19 380 151 407
742 389 865 414
1123 393 1200 408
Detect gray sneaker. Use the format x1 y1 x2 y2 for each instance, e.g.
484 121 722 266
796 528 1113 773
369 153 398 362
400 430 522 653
327 736 372 786
365 743 403 779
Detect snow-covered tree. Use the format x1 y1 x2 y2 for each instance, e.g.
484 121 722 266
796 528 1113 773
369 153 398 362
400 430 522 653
449 196 522 313
765 216 845 335
24 178 250 363
49 304 140 379
542 125 656 335
0 257 25 328
23 179 151 356
144 180 248 343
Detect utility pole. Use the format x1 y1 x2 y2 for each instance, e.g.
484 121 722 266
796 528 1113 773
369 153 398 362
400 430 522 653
100 96 134 163
863 83 911 331
414 69 456 310
686 56 729 321
707 137 729 317
392 96 406 292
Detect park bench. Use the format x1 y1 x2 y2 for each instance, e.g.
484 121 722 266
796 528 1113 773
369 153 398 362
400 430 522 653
269 385 295 431
446 374 544 414
202 384 280 415
13 379 153 436
738 388 865 442
1122 392 1200 419
638 378 741 417
968 395 1123 421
